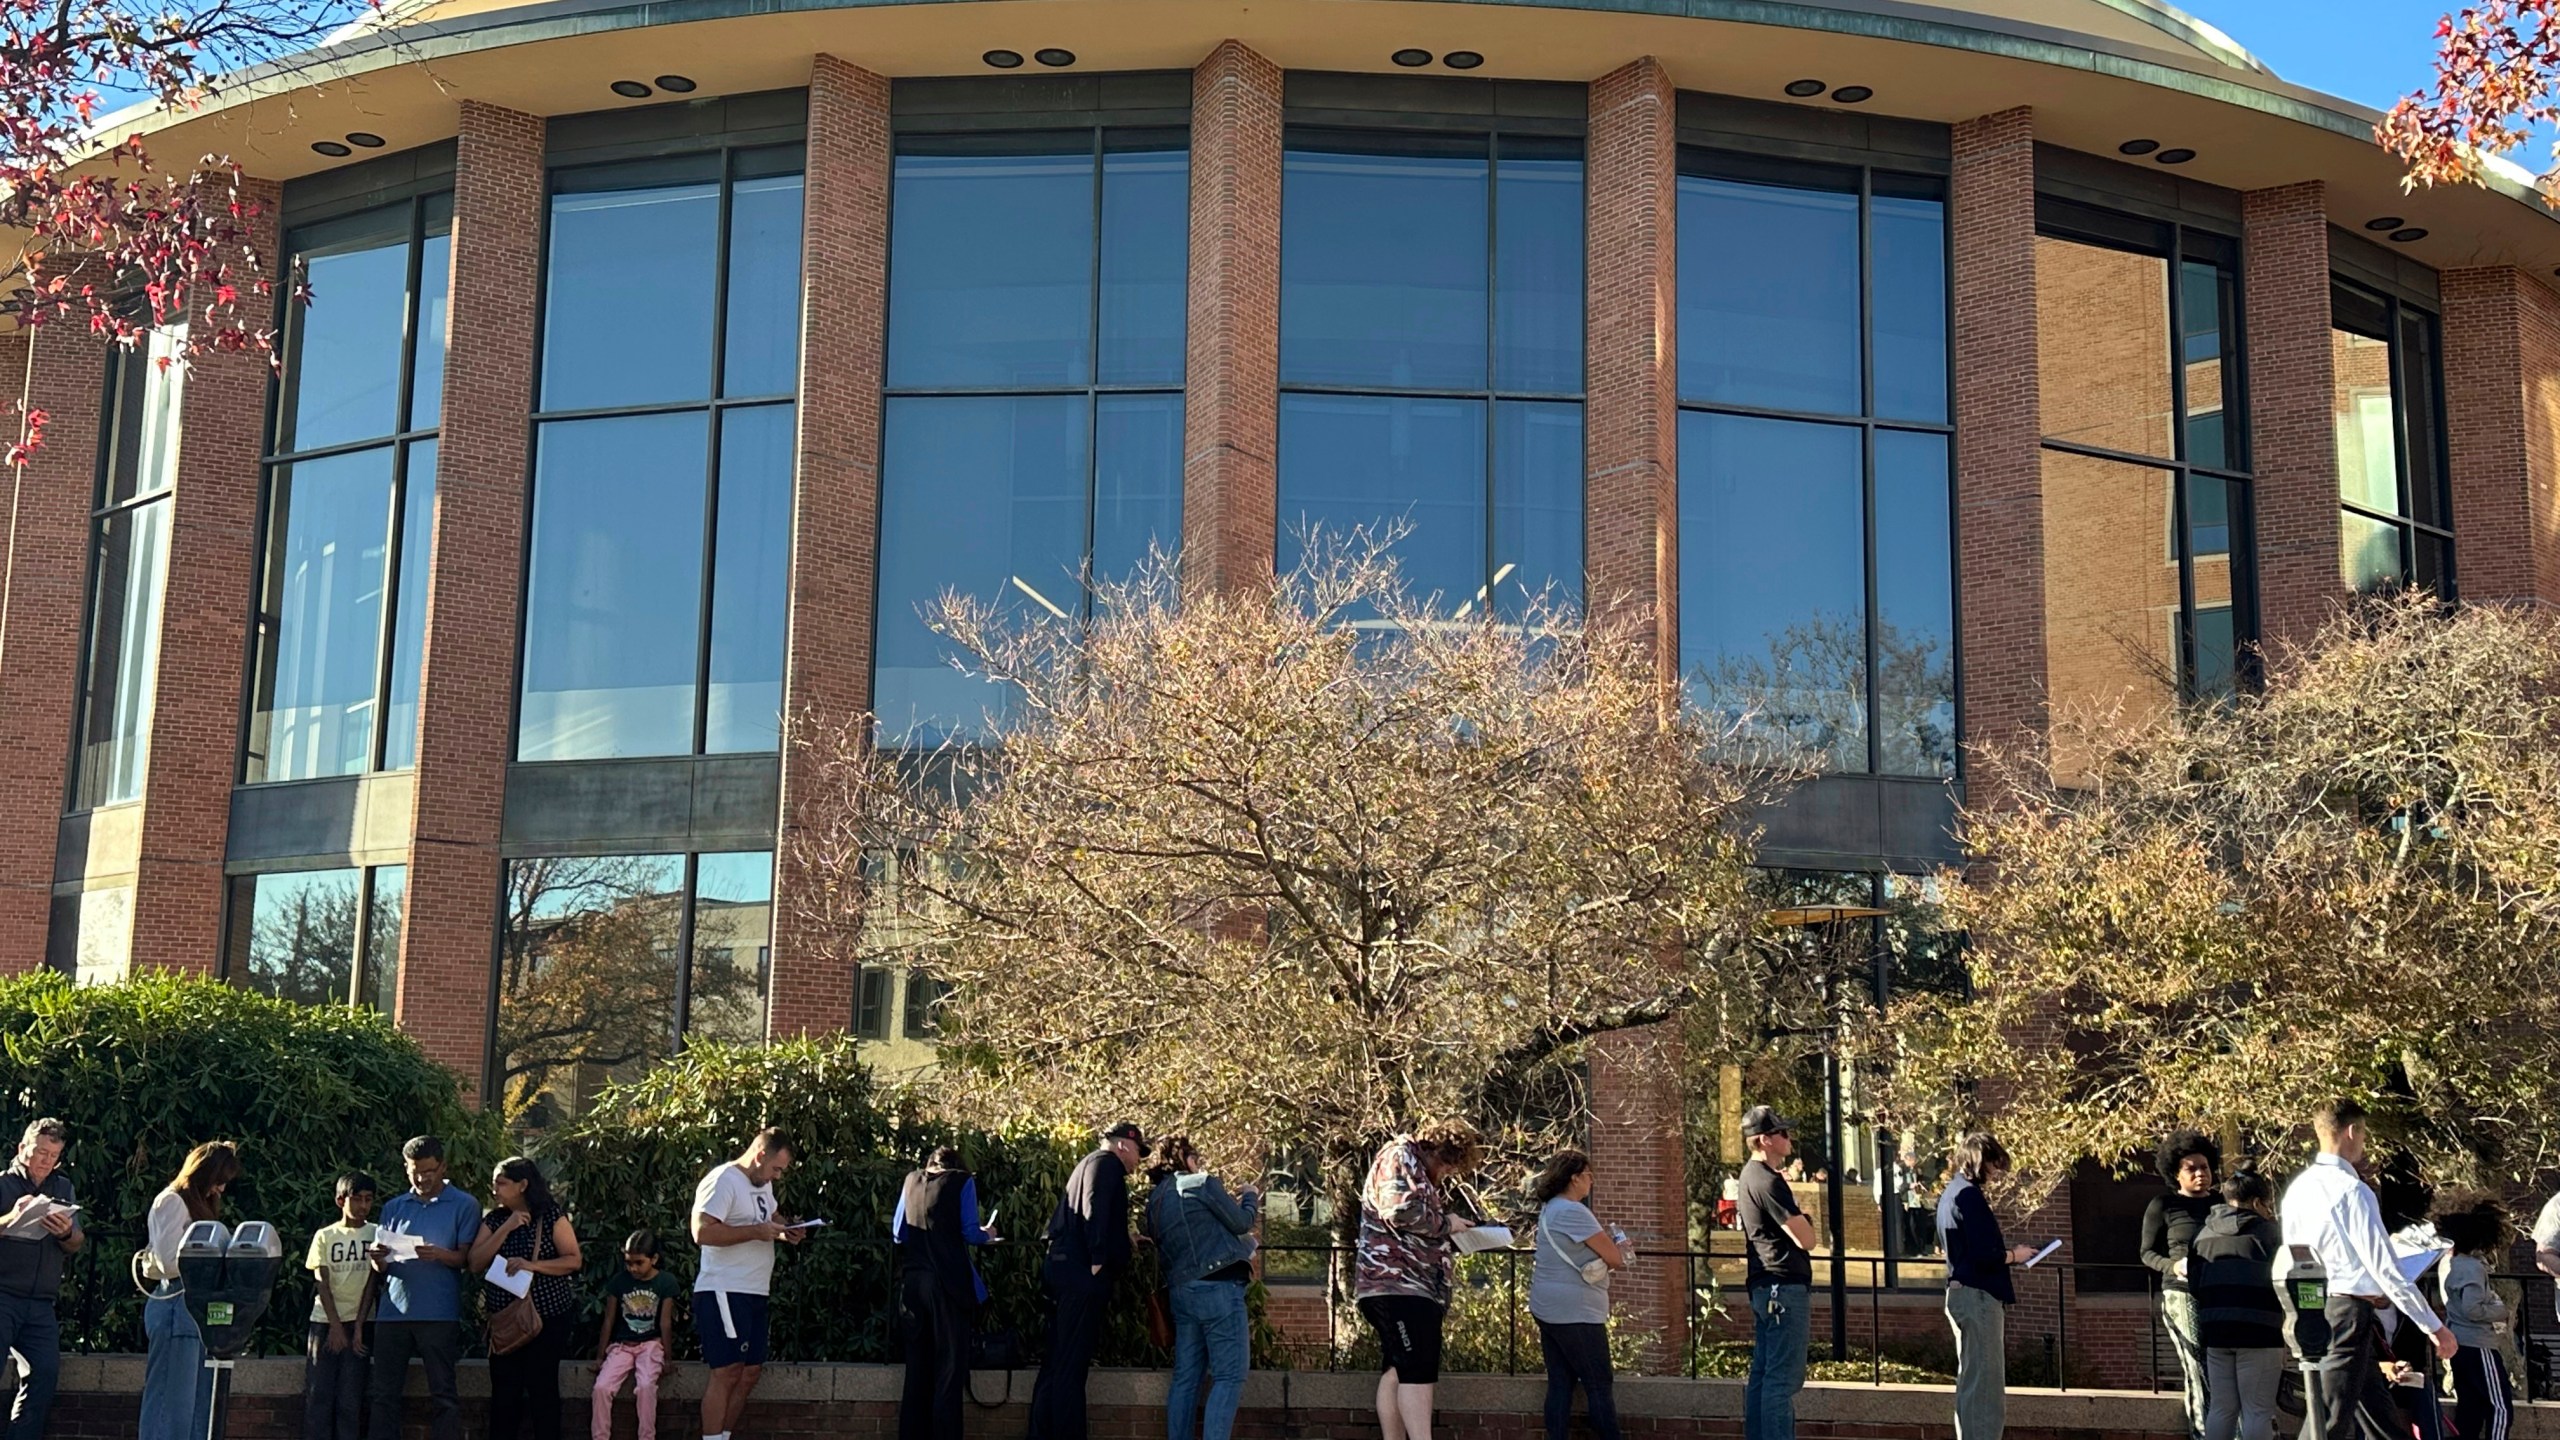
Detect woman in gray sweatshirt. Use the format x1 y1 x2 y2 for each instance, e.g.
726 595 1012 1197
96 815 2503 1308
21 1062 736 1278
2434 1198 2513 1440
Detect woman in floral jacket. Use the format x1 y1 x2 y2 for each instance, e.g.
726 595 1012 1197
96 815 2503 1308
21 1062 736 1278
1354 1120 1485 1440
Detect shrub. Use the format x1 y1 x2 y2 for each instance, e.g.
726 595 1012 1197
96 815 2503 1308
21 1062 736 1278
0 973 501 1355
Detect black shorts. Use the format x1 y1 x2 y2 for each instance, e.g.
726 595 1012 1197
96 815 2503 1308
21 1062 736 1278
1359 1295 1446 1385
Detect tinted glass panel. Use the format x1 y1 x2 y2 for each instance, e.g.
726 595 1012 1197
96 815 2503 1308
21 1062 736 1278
282 221 408 451
381 439 437 772
1493 154 1584 394
1875 430 1956 776
2036 236 2173 458
705 405 794 754
888 147 1095 388
2040 449 2177 779
2188 474 2241 699
1100 147 1190 387
366 865 406 1015
248 447 396 783
74 500 171 809
1282 143 1489 391
1492 401 1583 619
2343 509 2405 591
1094 394 1184 589
498 854 685 1126
2180 260 2235 469
722 173 806 398
542 181 720 410
2332 327 2400 514
1678 175 1859 415
2399 307 2446 530
101 333 185 507
1872 191 1949 424
1678 412 1867 771
412 198 452 429
1277 393 1488 611
876 394 1088 743
233 869 362 1005
519 412 710 760
687 851 773 1046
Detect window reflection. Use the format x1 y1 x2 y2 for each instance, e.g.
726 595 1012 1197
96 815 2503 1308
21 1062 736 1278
685 852 774 1048
519 150 802 761
877 133 1189 744
74 332 184 810
2331 281 2451 594
1675 157 1953 776
2036 237 2174 458
249 195 449 784
224 864 407 1010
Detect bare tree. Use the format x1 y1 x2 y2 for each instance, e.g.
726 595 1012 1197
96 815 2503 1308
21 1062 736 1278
791 534 1800 1233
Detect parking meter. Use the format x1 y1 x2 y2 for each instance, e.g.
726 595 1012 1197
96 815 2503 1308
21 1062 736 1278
2273 1243 2329 1435
176 1221 284 1440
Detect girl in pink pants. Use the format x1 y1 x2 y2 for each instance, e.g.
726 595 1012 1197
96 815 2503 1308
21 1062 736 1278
593 1231 683 1440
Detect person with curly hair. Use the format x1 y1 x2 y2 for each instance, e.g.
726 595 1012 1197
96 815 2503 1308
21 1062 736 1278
2434 1197 2514 1440
1355 1119 1484 1440
2143 1129 2221 1440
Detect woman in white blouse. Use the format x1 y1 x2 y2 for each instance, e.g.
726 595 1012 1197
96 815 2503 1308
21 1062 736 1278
139 1142 240 1440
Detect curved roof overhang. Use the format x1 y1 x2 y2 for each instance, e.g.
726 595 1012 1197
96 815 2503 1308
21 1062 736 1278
62 0 2560 284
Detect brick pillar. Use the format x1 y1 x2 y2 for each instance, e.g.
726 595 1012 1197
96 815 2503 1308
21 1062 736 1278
2242 183 2341 653
124 180 282 974
2442 267 2560 607
401 103 542 1099
768 57 889 1041
1950 108 2046 784
1581 56 1687 1369
0 327 101 971
1179 40 1281 598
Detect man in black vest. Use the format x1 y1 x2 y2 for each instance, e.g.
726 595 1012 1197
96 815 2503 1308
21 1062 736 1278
0 1117 84 1440
1027 1123 1145 1440
893 1148 996 1440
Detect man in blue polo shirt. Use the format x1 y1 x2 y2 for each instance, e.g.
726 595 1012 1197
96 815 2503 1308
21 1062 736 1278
366 1136 478 1440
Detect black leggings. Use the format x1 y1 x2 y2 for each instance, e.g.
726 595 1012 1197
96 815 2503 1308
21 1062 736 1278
1535 1320 1622 1440
487 1314 569 1440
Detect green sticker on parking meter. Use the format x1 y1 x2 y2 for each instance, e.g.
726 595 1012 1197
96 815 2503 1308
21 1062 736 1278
207 1302 233 1326
2292 1279 2325 1310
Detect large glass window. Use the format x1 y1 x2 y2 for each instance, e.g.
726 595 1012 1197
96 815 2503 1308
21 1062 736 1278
876 132 1188 744
71 330 185 810
246 196 451 783
1277 132 1583 623
1677 156 1954 776
223 864 407 1010
2332 281 2451 594
495 850 772 1125
2035 203 2251 781
518 149 802 762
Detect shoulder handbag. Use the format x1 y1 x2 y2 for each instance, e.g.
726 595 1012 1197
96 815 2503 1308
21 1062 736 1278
1143 1284 1176 1350
486 1215 549 1357
1540 1213 1612 1288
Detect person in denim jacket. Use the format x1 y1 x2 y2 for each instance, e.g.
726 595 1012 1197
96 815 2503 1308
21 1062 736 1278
1145 1137 1261 1440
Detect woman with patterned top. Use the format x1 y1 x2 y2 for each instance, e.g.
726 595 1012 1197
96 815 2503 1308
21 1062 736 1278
1354 1120 1485 1440
467 1158 585 1440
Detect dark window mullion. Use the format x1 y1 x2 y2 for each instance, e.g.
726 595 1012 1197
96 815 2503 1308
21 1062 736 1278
351 865 377 1008
368 443 411 771
1084 127 1106 621
673 853 699 1048
1483 133 1501 611
1857 166 1880 774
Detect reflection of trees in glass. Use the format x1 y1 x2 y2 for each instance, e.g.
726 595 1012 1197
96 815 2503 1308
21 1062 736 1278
1685 615 1954 774
496 856 750 1128
682 893 772 1048
244 875 362 1006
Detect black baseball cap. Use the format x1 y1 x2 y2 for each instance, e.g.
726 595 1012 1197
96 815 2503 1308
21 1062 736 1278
1102 1122 1151 1157
1741 1106 1793 1140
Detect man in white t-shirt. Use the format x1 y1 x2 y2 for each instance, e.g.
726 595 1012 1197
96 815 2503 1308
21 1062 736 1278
690 1129 804 1440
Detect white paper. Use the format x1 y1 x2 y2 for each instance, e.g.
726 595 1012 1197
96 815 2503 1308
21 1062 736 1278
1 1197 77 1238
782 1218 828 1232
2021 1239 2064 1269
484 1256 532 1298
1454 1225 1515 1254
2393 1239 2448 1286
373 1230 423 1262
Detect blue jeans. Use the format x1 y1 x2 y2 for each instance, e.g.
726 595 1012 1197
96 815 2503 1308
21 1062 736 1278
142 1293 211 1440
1165 1280 1248 1440
1744 1283 1810 1440
0 1290 61 1440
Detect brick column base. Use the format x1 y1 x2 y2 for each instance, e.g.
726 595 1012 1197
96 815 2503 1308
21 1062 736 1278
2242 183 2341 655
1587 1023 1689 1369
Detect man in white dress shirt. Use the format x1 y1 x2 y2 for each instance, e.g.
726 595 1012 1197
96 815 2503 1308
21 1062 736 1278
2278 1098 2453 1440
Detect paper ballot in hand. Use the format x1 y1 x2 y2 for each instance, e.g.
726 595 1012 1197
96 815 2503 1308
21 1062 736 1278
2021 1239 2065 1269
1 1197 77 1239
373 1230 424 1262
484 1255 533 1299
1454 1225 1515 1254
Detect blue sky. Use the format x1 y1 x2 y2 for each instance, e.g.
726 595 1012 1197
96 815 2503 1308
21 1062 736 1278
2201 0 2451 110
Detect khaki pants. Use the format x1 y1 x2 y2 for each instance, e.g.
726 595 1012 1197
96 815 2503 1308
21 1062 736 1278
1946 1283 2007 1440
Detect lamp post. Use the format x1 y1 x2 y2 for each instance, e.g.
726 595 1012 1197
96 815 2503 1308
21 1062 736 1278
1763 902 1888 1364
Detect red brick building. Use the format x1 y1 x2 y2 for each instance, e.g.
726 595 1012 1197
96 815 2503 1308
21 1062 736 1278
3 0 2557 1375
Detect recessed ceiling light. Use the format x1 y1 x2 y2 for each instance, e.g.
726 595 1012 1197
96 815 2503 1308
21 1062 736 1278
1442 51 1484 69
2364 216 2405 231
982 49 1023 69
2155 148 2196 164
2390 227 2429 243
655 75 697 93
310 140 352 157
610 80 652 98
1391 48 1432 67
1784 79 1826 97
2118 138 2160 156
1831 85 1873 103
1034 48 1076 67
345 132 385 149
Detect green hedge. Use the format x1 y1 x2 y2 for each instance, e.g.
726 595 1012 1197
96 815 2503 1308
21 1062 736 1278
0 973 500 1355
